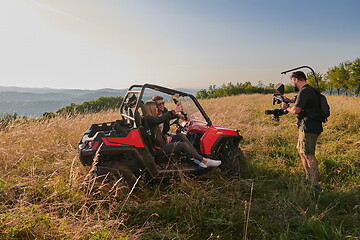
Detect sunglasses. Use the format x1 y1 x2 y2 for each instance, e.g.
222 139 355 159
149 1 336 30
156 102 165 106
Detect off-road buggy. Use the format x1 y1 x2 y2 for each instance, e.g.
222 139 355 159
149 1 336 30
79 84 245 188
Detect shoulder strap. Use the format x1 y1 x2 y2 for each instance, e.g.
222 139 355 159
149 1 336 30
308 86 323 113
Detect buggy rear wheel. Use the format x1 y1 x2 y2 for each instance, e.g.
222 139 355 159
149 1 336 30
94 160 137 189
86 149 137 196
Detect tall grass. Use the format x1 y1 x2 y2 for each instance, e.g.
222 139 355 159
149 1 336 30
0 94 359 239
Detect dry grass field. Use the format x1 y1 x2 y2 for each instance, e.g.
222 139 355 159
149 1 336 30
0 94 359 239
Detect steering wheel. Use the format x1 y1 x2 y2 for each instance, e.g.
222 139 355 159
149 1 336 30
177 119 192 135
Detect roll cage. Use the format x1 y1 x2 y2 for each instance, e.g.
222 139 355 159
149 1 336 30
119 84 212 127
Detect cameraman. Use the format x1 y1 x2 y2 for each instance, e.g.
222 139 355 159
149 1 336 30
281 71 323 191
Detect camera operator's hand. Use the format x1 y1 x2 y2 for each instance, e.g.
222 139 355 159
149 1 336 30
281 102 289 110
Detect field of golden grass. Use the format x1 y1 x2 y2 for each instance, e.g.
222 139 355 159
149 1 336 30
0 94 359 239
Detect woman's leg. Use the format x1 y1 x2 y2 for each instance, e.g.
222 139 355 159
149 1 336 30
171 133 192 145
160 142 221 168
161 142 203 160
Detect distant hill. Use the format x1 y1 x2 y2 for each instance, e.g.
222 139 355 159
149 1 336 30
0 86 199 117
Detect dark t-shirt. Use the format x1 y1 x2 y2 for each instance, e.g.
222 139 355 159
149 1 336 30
295 84 323 134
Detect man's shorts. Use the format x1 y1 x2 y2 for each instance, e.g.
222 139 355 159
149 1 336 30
297 130 320 155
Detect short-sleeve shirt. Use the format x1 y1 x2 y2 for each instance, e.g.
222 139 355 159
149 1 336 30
295 84 323 134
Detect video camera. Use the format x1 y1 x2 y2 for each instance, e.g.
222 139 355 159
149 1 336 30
265 83 288 121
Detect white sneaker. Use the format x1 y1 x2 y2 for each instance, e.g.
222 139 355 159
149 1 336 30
204 159 221 167
194 159 207 168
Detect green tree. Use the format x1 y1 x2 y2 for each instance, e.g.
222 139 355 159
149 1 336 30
338 61 351 95
306 72 327 92
284 83 294 93
56 96 123 116
349 58 360 96
195 82 285 99
325 66 341 95
0 113 28 129
195 89 209 99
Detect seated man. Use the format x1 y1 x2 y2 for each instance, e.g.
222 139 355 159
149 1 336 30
152 95 185 143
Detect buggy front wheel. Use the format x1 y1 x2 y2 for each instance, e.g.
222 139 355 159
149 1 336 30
219 144 246 176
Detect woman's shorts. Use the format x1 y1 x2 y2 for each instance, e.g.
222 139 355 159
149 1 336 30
297 130 320 155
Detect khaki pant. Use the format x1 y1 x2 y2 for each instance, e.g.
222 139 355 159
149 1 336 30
297 130 320 155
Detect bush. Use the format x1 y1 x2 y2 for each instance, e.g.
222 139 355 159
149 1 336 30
196 82 293 99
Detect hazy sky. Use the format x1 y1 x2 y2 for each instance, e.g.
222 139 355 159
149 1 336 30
1 0 359 90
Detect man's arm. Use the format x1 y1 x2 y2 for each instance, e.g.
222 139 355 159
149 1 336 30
282 93 302 114
281 102 302 115
147 103 183 128
283 96 297 103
